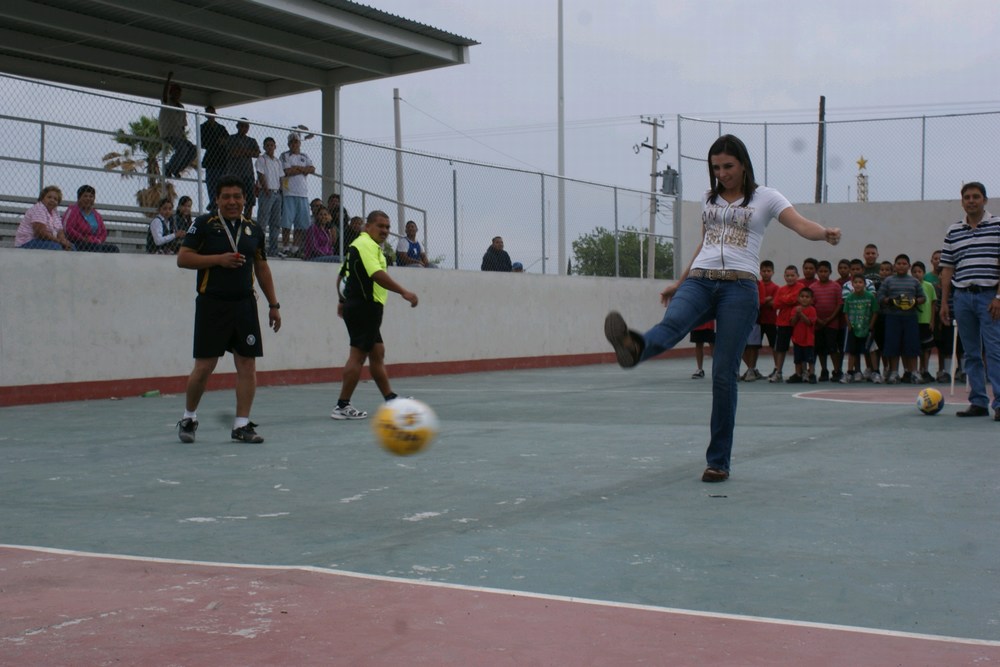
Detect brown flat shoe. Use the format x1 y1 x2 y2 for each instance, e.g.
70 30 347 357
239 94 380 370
604 311 641 368
701 468 730 483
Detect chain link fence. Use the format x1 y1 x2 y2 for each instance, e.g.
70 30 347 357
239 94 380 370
678 113 1000 204
1 74 672 275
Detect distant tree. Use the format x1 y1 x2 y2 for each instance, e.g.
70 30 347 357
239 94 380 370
571 226 673 279
101 115 189 213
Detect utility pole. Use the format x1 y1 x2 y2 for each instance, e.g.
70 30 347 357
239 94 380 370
814 95 825 204
638 116 665 279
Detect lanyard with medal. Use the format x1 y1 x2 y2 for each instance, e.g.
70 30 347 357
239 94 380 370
219 216 244 257
219 216 258 300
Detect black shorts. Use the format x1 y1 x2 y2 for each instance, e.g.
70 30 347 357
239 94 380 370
845 333 868 356
193 294 263 358
918 323 934 349
793 344 816 365
774 325 793 353
814 327 841 355
689 329 715 345
343 301 384 352
759 323 777 348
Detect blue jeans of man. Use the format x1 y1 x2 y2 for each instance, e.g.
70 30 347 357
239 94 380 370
205 168 224 210
164 136 196 177
638 277 759 472
953 289 1000 410
257 190 283 256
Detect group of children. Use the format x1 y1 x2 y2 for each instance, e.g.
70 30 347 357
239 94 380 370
690 246 961 386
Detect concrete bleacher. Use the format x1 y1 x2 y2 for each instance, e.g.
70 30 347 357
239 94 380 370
0 195 152 253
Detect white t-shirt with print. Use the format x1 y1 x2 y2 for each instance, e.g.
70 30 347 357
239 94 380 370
693 186 792 278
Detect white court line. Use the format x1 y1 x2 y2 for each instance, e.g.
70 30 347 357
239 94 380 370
793 389 914 405
5 543 999 648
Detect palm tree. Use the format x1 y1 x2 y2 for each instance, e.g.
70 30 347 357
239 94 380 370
101 115 186 213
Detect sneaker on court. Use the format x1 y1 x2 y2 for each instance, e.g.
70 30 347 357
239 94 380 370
840 373 851 384
862 369 873 382
819 369 829 382
743 369 759 382
853 371 865 383
901 371 913 384
177 418 198 443
691 369 705 379
739 369 751 381
955 369 967 383
808 373 818 384
831 370 843 382
767 369 777 379
769 372 783 383
231 421 264 443
886 372 900 385
786 373 803 384
936 371 951 383
752 368 763 381
331 403 368 420
871 372 883 384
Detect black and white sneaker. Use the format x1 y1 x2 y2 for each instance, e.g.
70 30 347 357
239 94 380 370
177 418 198 443
231 422 264 443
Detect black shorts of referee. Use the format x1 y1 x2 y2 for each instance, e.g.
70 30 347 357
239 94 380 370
193 294 263 358
343 301 384 352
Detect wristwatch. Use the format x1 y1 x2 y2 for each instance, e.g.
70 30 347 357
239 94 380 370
269 303 280 309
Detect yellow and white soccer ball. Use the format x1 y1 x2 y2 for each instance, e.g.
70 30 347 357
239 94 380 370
916 387 944 415
372 398 439 456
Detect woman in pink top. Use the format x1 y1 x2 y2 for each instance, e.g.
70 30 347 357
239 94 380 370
62 185 120 253
15 185 74 250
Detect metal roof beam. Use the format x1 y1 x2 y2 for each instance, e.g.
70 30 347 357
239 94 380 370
86 0 394 76
0 0 330 87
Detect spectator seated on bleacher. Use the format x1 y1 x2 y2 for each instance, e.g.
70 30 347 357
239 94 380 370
62 185 119 253
396 220 430 267
146 198 185 255
302 206 341 263
15 185 75 251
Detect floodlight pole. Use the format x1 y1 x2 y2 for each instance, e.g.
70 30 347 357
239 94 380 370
557 0 566 275
394 88 405 235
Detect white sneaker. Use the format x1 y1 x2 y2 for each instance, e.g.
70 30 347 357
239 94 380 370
871 372 883 384
840 373 851 384
853 371 865 383
886 372 900 385
331 403 367 420
769 372 783 383
862 369 873 382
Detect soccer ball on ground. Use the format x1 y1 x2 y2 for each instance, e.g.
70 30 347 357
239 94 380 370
916 387 944 415
372 398 439 456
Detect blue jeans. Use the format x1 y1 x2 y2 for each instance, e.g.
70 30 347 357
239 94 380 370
639 278 759 472
953 289 1000 410
19 239 73 250
257 190 283 255
164 136 196 177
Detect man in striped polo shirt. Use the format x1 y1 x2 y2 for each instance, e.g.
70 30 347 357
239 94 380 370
939 182 1000 420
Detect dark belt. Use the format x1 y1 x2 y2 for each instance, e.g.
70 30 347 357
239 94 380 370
954 284 998 293
261 189 280 194
688 268 757 281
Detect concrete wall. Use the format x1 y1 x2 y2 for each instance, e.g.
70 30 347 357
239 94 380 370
0 249 676 404
679 199 960 270
1 197 964 404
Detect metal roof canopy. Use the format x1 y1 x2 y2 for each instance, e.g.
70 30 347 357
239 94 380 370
0 0 478 108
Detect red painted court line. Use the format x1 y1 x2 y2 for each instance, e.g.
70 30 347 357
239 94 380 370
3 546 999 666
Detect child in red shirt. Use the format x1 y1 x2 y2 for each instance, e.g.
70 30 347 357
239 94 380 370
770 265 803 383
788 287 817 383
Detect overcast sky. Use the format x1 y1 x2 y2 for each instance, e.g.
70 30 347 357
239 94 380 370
233 0 1000 194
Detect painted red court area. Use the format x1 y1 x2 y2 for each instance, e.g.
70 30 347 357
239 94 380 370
3 546 999 666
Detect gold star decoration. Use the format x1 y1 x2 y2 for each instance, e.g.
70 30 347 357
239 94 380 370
857 156 868 170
